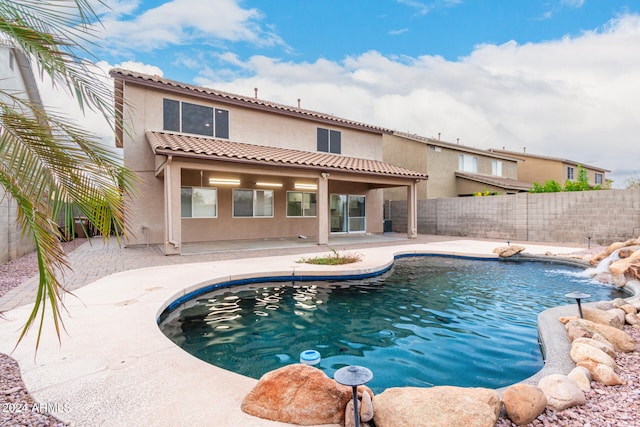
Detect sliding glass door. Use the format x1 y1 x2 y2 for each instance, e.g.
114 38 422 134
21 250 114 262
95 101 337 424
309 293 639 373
330 194 365 233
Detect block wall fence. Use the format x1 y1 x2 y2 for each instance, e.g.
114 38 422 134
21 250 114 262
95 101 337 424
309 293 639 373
388 189 640 246
0 190 35 263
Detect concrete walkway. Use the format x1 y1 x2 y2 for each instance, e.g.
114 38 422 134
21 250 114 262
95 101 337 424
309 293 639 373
0 235 589 426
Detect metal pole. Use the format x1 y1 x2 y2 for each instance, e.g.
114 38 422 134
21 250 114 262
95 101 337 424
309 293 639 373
577 299 584 318
351 385 359 427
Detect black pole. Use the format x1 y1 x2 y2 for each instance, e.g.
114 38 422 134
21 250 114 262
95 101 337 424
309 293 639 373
351 385 360 427
577 299 584 318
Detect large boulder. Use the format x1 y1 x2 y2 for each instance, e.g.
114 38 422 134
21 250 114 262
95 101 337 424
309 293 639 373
570 341 616 369
373 386 500 427
502 383 547 426
565 319 636 352
241 364 355 425
582 307 623 329
537 374 585 411
493 245 525 258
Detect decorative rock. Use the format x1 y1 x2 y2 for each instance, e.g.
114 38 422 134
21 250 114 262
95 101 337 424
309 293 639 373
565 319 636 352
583 307 624 329
568 366 591 391
626 312 640 325
595 300 615 311
493 245 525 258
502 383 547 426
566 323 591 342
373 386 500 427
570 341 616 369
241 364 353 425
620 304 637 315
608 308 626 326
345 389 374 427
577 361 624 386
559 315 579 324
537 374 586 411
572 337 616 358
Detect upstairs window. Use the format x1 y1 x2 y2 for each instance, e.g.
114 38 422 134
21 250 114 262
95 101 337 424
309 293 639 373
458 154 478 173
492 160 503 176
163 98 229 138
317 128 341 154
567 166 575 180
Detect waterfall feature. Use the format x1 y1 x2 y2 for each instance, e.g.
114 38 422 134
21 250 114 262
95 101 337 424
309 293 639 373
584 250 620 283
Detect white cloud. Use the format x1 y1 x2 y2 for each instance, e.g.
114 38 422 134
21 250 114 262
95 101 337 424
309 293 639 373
94 0 284 53
195 14 640 187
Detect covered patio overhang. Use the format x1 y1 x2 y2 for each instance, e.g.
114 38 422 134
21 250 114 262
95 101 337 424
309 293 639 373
455 171 533 195
146 131 427 254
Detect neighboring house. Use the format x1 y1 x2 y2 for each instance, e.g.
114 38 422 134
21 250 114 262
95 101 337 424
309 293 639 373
0 41 42 262
488 149 610 188
383 132 532 200
110 69 427 254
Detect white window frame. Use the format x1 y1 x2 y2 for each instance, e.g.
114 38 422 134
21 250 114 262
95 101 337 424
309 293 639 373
233 189 274 218
181 187 217 218
458 154 478 173
567 166 575 180
492 160 503 176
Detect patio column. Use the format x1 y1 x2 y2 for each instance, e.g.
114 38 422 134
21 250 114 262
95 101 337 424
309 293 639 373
317 173 329 245
163 156 181 255
407 181 418 239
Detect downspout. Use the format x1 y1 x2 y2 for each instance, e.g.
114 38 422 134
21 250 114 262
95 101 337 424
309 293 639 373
166 156 179 248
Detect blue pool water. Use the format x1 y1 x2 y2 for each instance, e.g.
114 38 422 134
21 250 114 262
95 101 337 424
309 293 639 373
159 256 628 392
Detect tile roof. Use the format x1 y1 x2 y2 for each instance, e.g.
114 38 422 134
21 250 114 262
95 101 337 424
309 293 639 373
455 171 533 191
488 149 610 172
146 131 428 179
110 68 389 134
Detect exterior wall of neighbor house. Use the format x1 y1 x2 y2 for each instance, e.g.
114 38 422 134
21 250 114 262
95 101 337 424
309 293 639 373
0 45 36 262
501 153 607 187
382 134 520 200
119 81 385 247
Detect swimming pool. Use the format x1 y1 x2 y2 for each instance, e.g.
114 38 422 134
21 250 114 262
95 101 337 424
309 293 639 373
159 256 628 392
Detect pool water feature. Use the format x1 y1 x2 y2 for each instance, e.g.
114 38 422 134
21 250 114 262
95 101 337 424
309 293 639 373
159 256 628 393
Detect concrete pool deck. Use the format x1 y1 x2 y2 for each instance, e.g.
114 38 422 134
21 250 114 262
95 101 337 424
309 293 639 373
0 237 596 426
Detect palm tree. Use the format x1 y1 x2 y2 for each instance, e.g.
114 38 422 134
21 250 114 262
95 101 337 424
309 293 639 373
0 0 136 350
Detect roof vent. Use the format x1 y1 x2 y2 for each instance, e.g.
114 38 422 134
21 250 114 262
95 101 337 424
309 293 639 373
254 87 258 99
297 98 301 108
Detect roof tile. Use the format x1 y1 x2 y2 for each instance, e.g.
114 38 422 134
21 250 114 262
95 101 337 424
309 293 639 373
146 131 427 179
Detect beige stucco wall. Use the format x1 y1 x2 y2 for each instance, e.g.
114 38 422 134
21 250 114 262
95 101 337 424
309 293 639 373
119 79 387 248
505 154 607 187
383 134 521 200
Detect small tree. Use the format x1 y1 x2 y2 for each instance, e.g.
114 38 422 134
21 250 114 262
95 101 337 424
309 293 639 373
625 173 640 189
530 180 562 193
564 166 592 191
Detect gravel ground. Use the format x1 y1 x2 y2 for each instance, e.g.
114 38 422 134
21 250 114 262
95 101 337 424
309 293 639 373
1 243 639 426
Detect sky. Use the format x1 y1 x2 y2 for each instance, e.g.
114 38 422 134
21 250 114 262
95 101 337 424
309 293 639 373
39 0 640 187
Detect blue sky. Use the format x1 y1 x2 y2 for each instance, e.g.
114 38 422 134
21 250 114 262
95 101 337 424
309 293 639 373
40 0 640 187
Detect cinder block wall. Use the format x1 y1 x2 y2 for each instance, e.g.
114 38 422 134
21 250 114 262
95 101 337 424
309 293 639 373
389 189 640 245
0 189 35 263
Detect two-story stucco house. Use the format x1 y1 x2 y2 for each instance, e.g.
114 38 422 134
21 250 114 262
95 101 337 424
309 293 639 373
383 132 532 200
110 69 426 254
488 149 610 188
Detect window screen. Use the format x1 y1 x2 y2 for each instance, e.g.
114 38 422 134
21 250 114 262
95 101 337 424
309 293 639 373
182 102 213 136
163 99 180 132
215 108 229 138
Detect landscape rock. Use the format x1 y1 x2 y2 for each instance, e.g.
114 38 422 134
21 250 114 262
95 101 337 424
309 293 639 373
577 360 624 386
620 304 637 315
373 386 500 427
582 307 623 329
570 341 616 368
537 374 586 411
241 364 353 425
565 318 636 352
493 245 525 258
502 383 547 426
567 366 591 391
571 337 615 358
